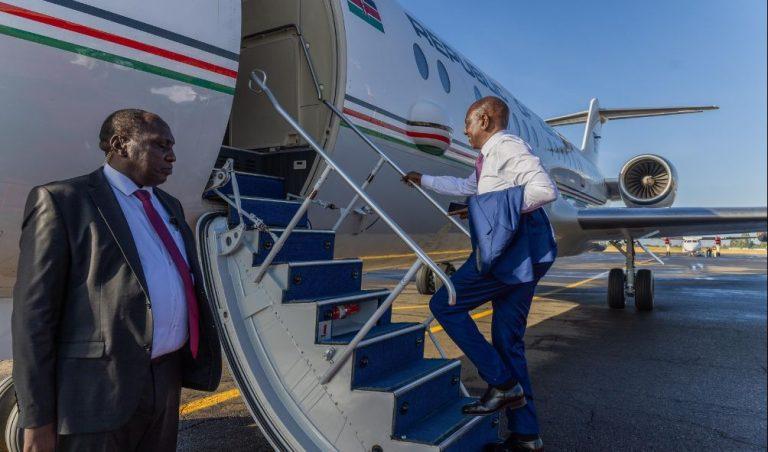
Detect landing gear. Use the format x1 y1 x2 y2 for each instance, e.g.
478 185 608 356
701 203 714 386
607 268 626 309
634 269 654 311
415 263 456 295
1 376 22 452
608 238 655 311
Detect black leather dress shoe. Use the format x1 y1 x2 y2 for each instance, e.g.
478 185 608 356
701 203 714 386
503 436 544 451
462 383 526 415
485 436 544 452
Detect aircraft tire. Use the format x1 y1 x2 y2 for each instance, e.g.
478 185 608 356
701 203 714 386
3 405 21 452
415 266 436 295
634 269 654 311
0 376 21 452
607 268 626 309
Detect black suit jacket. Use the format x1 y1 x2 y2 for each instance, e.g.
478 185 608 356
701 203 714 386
12 168 222 434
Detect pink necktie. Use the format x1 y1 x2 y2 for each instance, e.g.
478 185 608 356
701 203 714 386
475 152 484 179
134 190 199 359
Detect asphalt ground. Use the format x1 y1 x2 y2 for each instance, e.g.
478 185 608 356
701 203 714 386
2 252 766 450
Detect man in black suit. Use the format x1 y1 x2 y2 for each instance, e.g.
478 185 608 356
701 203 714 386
12 109 222 451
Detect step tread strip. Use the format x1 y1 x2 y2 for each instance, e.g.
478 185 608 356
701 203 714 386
392 360 461 397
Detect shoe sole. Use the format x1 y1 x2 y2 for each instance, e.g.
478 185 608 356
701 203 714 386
463 396 527 416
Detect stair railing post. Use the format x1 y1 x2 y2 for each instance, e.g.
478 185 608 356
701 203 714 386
320 259 423 385
332 155 386 232
249 70 457 307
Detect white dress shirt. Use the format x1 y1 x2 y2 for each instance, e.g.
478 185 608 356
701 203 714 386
103 164 189 358
421 131 558 212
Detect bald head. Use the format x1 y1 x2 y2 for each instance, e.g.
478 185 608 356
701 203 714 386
467 97 509 129
463 96 509 149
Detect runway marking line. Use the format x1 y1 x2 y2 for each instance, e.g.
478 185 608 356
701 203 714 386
179 270 608 414
360 249 471 261
428 270 608 333
179 388 240 416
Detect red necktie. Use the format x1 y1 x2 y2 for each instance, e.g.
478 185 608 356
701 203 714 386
475 152 484 179
134 189 199 359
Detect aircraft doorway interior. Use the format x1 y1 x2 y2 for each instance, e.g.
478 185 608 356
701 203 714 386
223 0 342 196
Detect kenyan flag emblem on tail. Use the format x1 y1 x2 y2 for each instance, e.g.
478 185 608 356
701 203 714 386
348 0 384 32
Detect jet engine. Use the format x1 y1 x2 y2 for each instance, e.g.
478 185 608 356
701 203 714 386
618 154 677 207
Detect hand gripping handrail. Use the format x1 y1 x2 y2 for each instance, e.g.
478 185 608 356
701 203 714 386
248 70 458 384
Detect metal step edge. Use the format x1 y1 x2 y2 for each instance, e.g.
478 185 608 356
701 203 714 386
267 229 334 235
287 258 361 268
229 170 285 181
391 360 461 397
357 323 425 348
315 290 390 307
236 196 299 205
436 415 488 450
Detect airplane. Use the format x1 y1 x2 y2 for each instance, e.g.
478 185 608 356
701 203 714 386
672 234 756 256
682 237 705 255
0 0 766 450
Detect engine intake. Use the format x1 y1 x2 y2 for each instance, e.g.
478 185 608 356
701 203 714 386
619 154 677 207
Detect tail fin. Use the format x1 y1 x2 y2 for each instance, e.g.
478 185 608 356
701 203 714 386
545 100 718 162
581 98 602 158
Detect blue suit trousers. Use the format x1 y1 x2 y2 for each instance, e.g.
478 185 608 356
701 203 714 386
429 253 551 435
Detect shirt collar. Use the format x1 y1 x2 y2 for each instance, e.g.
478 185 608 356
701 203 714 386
103 163 153 198
480 130 508 157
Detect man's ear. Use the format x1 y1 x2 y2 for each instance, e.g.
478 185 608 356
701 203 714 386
481 114 491 131
109 135 128 157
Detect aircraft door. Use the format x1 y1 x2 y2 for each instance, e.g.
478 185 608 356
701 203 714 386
231 31 305 149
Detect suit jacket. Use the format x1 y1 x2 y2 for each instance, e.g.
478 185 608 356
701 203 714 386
468 186 557 285
12 168 222 435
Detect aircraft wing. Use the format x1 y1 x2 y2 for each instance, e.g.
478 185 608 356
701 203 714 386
577 207 767 240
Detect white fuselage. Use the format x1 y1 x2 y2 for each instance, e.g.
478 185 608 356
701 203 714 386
0 0 611 298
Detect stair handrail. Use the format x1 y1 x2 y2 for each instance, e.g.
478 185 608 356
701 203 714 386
249 70 458 384
289 24 471 238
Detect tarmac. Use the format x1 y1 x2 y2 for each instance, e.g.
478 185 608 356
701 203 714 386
2 252 766 450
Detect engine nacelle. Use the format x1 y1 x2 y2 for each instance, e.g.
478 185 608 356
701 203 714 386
618 154 677 207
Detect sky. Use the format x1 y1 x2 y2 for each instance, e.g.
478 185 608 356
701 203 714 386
398 0 767 207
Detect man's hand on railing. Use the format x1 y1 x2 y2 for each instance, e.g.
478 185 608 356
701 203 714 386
401 171 422 187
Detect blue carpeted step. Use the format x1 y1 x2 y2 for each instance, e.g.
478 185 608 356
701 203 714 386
205 171 285 200
314 290 392 343
441 412 502 452
354 358 455 392
349 323 426 388
393 361 463 438
228 197 308 228
394 397 500 447
282 259 362 302
252 229 335 265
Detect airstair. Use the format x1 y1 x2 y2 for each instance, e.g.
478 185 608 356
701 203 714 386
196 60 501 449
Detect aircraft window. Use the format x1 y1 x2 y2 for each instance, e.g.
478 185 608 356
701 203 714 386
437 60 451 93
413 43 429 80
474 86 482 101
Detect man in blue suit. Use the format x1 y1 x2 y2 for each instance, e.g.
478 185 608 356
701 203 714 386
403 97 558 452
